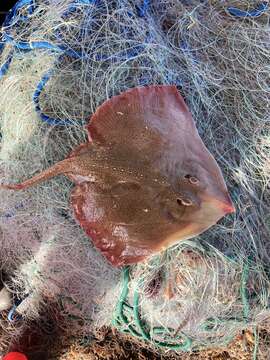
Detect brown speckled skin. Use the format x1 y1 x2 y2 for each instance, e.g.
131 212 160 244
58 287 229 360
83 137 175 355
1 86 235 267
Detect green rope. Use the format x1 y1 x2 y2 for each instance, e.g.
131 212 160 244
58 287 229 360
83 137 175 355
112 261 252 352
253 326 259 360
112 266 193 351
241 262 250 321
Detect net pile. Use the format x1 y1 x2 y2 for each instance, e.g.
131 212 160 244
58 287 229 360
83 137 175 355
0 0 269 355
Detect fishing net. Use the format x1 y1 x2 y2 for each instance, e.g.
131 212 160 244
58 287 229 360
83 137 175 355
0 0 269 356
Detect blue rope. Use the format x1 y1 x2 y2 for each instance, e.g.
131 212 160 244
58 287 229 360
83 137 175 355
1 0 96 126
0 0 34 81
1 0 151 126
3 0 35 28
227 2 268 18
0 49 14 79
7 296 26 322
3 33 83 59
33 66 76 126
29 0 99 126
7 304 20 321
2 0 85 58
137 0 150 17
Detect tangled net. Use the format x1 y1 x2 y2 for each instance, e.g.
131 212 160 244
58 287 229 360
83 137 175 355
0 0 269 356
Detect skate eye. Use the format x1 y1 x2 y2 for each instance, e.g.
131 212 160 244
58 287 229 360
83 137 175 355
177 198 193 206
184 174 199 185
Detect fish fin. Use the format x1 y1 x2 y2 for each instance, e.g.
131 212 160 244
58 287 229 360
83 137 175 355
70 181 153 267
87 85 195 144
